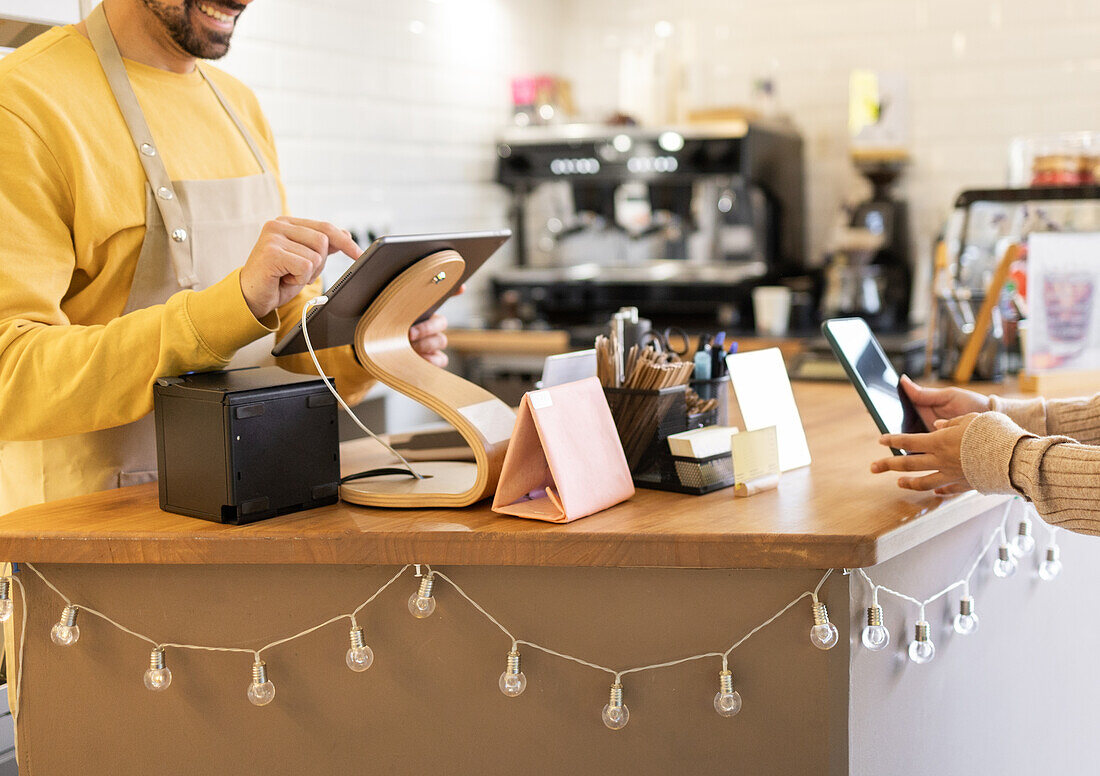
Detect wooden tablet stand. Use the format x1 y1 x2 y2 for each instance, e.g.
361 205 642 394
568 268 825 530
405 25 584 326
340 250 516 508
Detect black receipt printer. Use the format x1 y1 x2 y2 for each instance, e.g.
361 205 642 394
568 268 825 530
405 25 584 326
153 367 340 524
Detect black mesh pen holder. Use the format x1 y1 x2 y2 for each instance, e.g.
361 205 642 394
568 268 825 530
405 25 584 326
688 375 730 427
603 385 687 484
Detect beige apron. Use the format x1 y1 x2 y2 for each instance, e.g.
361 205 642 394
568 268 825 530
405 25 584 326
0 5 282 514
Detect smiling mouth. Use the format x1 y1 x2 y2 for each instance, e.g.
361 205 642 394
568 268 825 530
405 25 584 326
196 2 237 24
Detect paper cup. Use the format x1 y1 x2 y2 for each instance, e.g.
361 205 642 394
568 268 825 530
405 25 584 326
752 286 792 337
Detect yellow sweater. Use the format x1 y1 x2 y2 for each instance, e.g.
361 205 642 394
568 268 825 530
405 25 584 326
0 27 367 442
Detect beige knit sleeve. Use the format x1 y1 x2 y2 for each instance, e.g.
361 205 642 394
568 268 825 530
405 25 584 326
1042 393 1100 444
960 411 1100 536
989 395 1047 435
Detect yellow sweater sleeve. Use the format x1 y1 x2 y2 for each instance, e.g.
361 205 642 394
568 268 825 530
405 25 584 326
0 105 276 442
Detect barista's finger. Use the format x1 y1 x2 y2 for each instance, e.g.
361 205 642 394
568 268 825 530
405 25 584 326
870 454 936 473
278 216 361 259
410 314 448 342
279 237 325 282
411 333 448 355
934 482 971 496
421 351 449 368
276 250 315 287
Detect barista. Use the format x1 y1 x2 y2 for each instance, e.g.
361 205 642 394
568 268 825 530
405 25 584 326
871 376 1100 535
0 0 450 513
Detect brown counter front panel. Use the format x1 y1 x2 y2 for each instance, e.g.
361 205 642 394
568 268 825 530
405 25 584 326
11 564 848 775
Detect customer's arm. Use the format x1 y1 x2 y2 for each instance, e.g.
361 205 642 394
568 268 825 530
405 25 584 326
961 413 1100 536
990 393 1100 444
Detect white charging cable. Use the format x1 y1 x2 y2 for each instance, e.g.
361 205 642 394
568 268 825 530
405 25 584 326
301 296 423 480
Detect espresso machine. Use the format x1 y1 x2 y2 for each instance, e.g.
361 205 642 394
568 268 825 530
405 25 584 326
492 123 806 332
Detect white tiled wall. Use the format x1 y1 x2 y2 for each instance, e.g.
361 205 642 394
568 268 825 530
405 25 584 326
556 0 1100 275
218 0 561 325
221 0 1100 322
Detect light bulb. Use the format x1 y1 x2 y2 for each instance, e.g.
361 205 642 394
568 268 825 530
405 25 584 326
0 578 12 623
408 574 437 619
499 649 527 697
602 682 629 730
345 626 374 672
907 621 935 664
50 604 80 647
993 544 1017 578
952 596 979 635
713 669 742 717
861 604 890 651
809 601 838 650
1039 546 1062 581
1010 519 1035 556
143 647 172 691
247 660 275 706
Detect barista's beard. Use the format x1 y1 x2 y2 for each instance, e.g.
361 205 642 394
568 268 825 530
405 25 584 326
139 0 245 60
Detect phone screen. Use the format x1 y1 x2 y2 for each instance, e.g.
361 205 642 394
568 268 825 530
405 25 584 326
824 318 928 436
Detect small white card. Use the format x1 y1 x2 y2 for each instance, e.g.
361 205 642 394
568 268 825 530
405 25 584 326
731 426 780 485
725 348 811 471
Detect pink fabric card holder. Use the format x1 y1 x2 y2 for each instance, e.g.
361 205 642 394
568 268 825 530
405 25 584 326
492 377 634 523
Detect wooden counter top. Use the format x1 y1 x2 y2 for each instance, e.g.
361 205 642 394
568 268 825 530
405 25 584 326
0 381 1009 569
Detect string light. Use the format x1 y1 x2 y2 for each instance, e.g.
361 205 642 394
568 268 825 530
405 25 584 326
408 573 437 619
0 578 12 623
1039 524 1063 581
809 600 838 650
713 668 742 717
1010 515 1035 556
861 596 889 651
602 681 629 729
993 544 1017 578
908 619 935 664
247 659 275 706
144 647 172 691
953 596 979 635
50 604 80 646
499 648 527 697
4 496 1051 725
346 626 374 672
1039 546 1062 581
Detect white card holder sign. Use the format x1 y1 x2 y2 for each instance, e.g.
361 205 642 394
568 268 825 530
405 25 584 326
731 425 780 498
725 348 811 472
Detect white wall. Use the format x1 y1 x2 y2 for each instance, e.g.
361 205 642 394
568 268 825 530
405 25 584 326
556 0 1100 269
219 0 561 326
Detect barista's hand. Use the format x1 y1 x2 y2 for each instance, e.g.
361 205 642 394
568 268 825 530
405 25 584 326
240 217 360 319
406 284 466 368
410 314 450 368
900 375 991 430
870 413 979 494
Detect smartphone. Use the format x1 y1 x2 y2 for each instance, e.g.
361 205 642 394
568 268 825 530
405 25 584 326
821 317 929 454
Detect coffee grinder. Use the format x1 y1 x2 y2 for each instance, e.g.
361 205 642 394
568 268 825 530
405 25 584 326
823 151 912 331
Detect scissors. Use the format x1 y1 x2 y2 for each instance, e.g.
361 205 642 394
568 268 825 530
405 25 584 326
640 326 691 357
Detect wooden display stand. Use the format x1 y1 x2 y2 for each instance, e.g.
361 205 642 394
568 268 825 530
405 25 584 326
340 250 516 507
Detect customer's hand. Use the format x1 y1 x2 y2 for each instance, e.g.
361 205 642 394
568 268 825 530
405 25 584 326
240 217 361 319
871 413 980 495
900 375 990 430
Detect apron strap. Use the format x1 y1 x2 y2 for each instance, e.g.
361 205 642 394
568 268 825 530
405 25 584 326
86 5 199 288
197 66 271 176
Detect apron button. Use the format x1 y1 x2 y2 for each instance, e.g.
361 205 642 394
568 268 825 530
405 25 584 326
157 186 174 200
140 143 157 157
171 228 188 243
